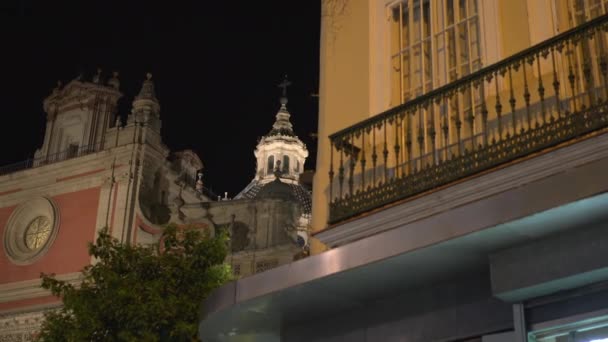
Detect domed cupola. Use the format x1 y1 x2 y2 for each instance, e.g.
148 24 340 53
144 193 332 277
236 75 311 211
251 75 308 185
234 76 312 250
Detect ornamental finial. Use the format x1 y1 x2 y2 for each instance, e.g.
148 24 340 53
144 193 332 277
52 80 62 94
108 71 120 90
196 171 204 193
93 68 102 84
278 74 291 103
135 72 157 101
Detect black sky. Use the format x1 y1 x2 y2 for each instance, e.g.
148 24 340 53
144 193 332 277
0 1 321 197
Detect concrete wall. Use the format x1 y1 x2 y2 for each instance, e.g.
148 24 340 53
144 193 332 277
282 271 513 342
183 197 303 278
491 219 608 302
311 0 371 255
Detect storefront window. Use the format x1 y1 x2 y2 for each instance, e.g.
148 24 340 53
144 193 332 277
529 315 608 342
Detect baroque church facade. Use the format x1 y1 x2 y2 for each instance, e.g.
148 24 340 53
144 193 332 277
0 71 311 340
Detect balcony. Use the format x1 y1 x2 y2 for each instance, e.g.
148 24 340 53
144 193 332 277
0 143 103 176
327 14 608 224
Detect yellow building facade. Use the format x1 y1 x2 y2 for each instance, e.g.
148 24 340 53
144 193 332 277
312 0 608 253
199 2 608 340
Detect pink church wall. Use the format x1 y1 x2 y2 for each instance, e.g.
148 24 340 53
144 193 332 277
0 187 101 285
0 295 60 311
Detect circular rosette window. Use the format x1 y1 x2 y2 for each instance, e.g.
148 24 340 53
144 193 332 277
3 197 60 265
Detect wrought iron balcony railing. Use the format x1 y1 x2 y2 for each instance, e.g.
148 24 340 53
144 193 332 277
0 143 103 176
328 14 608 224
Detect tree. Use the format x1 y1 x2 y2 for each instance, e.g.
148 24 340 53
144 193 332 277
37 224 232 342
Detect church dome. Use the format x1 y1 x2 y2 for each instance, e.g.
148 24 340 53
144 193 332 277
237 178 312 215
257 177 296 201
235 75 312 215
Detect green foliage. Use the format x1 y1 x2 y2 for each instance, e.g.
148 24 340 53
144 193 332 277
37 224 231 342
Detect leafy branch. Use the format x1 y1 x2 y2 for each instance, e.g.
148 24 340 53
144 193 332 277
37 224 231 342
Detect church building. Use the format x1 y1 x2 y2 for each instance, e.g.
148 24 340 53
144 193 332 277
0 70 311 340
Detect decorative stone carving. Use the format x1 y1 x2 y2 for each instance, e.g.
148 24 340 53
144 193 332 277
23 216 52 250
0 310 46 342
108 71 120 90
230 221 250 253
0 334 22 342
3 197 60 265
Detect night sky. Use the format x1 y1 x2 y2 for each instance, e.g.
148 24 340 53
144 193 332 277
0 1 321 197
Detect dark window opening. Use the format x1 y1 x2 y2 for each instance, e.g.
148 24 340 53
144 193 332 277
67 143 79 159
282 155 290 173
267 155 275 175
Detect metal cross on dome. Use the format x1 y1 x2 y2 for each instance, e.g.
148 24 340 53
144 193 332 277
278 75 291 97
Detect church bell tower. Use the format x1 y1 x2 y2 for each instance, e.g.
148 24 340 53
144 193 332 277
36 69 122 162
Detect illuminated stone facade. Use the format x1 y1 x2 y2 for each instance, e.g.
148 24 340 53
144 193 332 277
0 71 309 337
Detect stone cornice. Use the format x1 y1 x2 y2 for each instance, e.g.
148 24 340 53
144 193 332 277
44 79 122 105
0 145 134 185
0 151 136 208
258 136 308 150
231 243 300 258
0 188 22 197
0 272 82 305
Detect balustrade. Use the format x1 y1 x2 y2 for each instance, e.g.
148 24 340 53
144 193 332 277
0 143 103 176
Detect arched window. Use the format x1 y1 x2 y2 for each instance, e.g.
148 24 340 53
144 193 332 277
267 155 274 175
295 160 300 172
282 155 290 174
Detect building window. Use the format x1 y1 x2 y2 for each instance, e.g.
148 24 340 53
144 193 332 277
389 0 481 105
24 216 52 251
255 259 278 273
66 143 79 159
267 155 274 175
282 155 290 174
569 0 608 26
232 264 241 276
564 0 608 100
160 191 166 206
3 197 59 265
529 315 608 341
